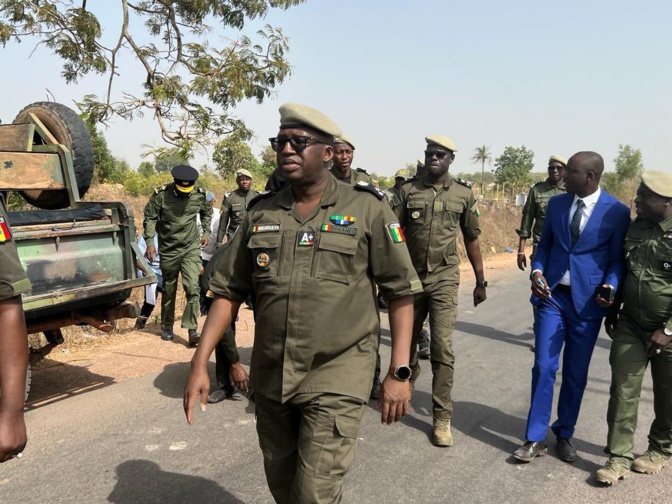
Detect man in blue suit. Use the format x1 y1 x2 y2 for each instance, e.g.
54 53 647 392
513 151 631 463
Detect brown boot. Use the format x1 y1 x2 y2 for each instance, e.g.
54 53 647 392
432 417 453 447
595 457 630 485
632 451 670 474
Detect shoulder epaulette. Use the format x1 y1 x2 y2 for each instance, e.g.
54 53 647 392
247 190 274 210
196 187 207 195
355 167 369 174
355 180 385 200
455 177 472 188
154 184 168 194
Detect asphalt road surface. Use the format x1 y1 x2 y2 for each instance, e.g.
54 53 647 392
1 267 667 503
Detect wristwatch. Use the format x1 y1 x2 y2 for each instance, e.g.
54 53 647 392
389 365 412 381
664 327 672 337
476 280 488 288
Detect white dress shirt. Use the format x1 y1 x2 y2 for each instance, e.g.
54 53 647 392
559 187 601 285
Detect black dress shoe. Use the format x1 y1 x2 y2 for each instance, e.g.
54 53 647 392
161 329 174 341
188 328 200 347
556 436 576 462
513 441 548 462
207 385 234 404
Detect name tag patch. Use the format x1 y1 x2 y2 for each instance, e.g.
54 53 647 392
297 230 315 247
386 222 405 243
0 217 12 242
321 224 356 236
251 225 280 233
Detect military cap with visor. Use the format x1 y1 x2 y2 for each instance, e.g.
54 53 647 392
395 169 408 179
334 135 355 150
236 168 253 179
425 135 458 152
641 170 672 198
279 103 342 139
171 164 199 193
548 155 567 167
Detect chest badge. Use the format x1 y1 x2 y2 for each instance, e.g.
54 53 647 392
257 253 270 268
663 261 672 272
0 217 12 242
411 211 421 219
297 230 315 247
330 215 355 226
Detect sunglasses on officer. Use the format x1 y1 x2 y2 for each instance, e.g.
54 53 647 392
425 149 451 160
269 136 328 153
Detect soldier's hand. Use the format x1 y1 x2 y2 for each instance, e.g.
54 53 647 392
199 264 204 275
183 363 210 425
378 375 409 425
517 253 527 271
231 362 249 392
200 237 209 248
604 312 618 339
645 328 672 357
146 244 156 263
0 410 27 463
531 271 551 299
473 286 487 306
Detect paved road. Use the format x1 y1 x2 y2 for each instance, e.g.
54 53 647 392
1 266 666 503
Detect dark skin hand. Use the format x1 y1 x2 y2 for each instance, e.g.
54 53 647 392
145 244 157 263
230 362 249 392
531 271 551 299
464 236 487 306
646 329 672 357
517 237 528 271
0 297 29 463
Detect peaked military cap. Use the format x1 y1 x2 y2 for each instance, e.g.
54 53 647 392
279 103 341 138
395 169 408 179
236 168 253 179
335 135 355 149
641 170 672 198
171 165 199 186
425 135 458 152
548 155 567 167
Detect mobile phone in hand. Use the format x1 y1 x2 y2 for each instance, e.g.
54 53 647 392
595 285 614 303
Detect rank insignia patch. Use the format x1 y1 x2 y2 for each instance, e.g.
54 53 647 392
321 224 357 236
298 230 315 247
330 215 355 226
257 253 270 268
0 217 12 242
386 222 405 243
251 224 280 233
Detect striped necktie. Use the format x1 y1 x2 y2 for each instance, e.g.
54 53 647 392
570 199 585 245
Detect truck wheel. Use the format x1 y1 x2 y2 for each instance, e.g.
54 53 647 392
13 102 95 210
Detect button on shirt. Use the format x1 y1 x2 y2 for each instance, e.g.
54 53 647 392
560 187 602 285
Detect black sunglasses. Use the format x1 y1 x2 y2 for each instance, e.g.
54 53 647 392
425 150 450 160
269 136 327 153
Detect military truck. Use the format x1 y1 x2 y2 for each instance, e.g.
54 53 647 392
0 102 155 389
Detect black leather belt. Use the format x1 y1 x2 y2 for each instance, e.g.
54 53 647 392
555 284 572 294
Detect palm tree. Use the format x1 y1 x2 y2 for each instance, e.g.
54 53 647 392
470 145 493 196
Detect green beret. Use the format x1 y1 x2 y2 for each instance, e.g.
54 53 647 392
641 171 672 198
548 155 567 167
236 168 253 179
334 134 355 150
395 169 408 179
279 103 341 138
425 135 458 152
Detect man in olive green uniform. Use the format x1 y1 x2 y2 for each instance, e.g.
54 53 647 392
0 195 31 463
516 155 567 269
596 171 672 485
143 165 212 344
329 135 372 185
215 168 260 245
184 103 421 504
393 135 487 447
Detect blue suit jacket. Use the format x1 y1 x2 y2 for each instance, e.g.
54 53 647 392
531 190 631 319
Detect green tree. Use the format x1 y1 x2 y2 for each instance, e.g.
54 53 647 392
85 122 115 183
494 146 535 193
470 145 493 194
212 135 259 177
258 145 277 179
153 148 191 173
614 144 644 181
137 161 155 178
0 0 305 153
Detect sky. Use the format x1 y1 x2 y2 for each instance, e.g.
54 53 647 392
0 0 670 178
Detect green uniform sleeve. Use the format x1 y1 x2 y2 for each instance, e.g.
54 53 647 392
460 191 481 239
392 186 407 227
200 194 213 237
209 217 252 302
216 197 231 245
517 187 536 238
370 203 422 300
143 192 161 242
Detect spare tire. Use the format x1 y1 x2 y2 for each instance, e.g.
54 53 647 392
13 102 94 210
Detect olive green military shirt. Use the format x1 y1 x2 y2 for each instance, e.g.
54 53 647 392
0 197 32 300
517 179 565 244
393 175 481 281
143 183 212 255
620 216 672 333
329 167 372 186
215 188 260 244
209 174 422 403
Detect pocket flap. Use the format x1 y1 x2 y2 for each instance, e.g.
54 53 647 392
318 233 357 255
334 416 360 439
248 233 281 250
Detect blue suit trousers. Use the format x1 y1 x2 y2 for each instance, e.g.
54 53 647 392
525 288 602 441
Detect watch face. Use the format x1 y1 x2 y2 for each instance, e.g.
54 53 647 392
396 365 412 380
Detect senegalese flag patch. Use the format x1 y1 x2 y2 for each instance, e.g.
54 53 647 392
471 201 480 217
0 217 12 242
330 215 356 226
386 222 405 243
